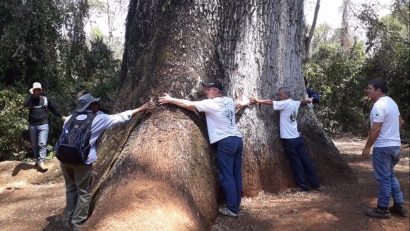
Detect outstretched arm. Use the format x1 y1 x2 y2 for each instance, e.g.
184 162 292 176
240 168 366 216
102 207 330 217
130 101 155 117
235 99 250 113
158 93 198 113
249 97 273 106
300 98 313 106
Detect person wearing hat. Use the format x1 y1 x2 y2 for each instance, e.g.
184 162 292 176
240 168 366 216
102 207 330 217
24 82 66 172
250 87 321 192
159 80 249 218
60 93 154 230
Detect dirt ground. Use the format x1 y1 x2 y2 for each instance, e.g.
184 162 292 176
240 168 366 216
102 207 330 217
0 137 408 231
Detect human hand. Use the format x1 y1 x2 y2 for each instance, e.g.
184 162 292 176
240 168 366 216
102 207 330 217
140 101 155 112
61 116 68 121
362 147 371 159
249 97 259 105
235 99 250 112
158 93 173 105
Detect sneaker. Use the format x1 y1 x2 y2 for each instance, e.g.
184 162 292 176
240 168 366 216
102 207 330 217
62 221 72 230
389 205 408 218
365 207 391 219
218 207 238 218
312 185 322 191
37 162 48 172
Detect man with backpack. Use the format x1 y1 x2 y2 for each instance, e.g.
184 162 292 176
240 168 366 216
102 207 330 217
57 93 153 230
24 82 65 172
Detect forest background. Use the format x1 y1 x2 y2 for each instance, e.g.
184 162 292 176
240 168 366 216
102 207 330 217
0 0 408 161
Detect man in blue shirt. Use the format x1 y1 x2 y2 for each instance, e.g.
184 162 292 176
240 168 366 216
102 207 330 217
61 93 154 230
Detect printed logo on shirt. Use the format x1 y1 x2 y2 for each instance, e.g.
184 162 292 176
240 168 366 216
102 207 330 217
224 109 234 125
76 114 88 121
290 111 297 122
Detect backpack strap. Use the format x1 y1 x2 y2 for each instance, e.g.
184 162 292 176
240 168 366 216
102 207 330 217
30 96 48 109
43 96 48 108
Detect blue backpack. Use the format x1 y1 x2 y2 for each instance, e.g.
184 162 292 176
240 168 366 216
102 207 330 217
55 112 95 164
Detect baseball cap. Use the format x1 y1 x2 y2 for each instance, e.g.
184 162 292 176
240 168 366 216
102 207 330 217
201 80 223 91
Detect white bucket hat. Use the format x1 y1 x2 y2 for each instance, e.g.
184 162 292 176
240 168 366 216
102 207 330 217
75 93 101 112
29 82 42 93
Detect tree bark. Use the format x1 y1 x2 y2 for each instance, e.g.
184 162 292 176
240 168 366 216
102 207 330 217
83 0 356 229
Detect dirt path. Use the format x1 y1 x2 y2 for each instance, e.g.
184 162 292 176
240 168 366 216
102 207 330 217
212 137 410 231
0 137 408 231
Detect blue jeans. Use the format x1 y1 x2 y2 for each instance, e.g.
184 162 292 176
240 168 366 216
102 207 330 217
29 124 49 163
372 146 404 208
216 136 243 214
282 136 320 190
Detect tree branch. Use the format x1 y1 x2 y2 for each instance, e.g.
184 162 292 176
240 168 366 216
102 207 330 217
304 0 321 63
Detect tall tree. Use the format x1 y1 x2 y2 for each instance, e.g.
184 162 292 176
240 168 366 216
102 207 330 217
83 0 355 229
304 0 321 62
340 0 354 52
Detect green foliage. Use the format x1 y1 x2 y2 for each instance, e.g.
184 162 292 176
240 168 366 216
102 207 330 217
0 1 120 160
84 37 120 101
359 5 410 137
305 2 409 138
304 44 369 135
0 0 62 87
0 89 29 160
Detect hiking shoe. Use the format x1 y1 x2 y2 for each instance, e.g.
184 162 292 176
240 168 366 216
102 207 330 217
312 185 322 191
365 207 391 219
389 205 408 218
218 207 238 218
37 162 48 172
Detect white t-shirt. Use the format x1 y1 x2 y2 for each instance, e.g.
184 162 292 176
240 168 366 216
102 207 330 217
273 99 301 139
193 97 242 144
370 96 401 147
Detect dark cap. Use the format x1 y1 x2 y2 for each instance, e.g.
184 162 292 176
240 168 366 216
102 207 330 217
75 93 101 112
201 80 223 91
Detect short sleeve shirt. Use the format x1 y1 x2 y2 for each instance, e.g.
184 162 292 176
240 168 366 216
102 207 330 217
193 97 242 144
370 96 401 147
273 99 300 139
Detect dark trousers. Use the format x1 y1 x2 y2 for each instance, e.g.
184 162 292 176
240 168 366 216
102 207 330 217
60 163 92 229
282 136 320 190
215 136 243 213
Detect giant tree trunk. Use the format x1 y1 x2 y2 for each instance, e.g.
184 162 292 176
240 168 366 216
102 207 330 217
83 0 356 230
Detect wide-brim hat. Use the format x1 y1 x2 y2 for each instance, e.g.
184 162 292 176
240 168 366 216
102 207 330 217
75 93 100 112
201 80 223 91
30 82 42 92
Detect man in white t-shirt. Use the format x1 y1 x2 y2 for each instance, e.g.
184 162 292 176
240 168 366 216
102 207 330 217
250 87 321 191
159 80 248 218
362 78 407 219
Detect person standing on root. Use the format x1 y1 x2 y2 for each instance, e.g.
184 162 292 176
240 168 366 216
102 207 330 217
159 80 248 218
60 93 154 230
362 78 408 219
250 87 321 191
24 82 66 172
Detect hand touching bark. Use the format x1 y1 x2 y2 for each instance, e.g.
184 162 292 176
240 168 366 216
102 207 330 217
158 93 173 104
